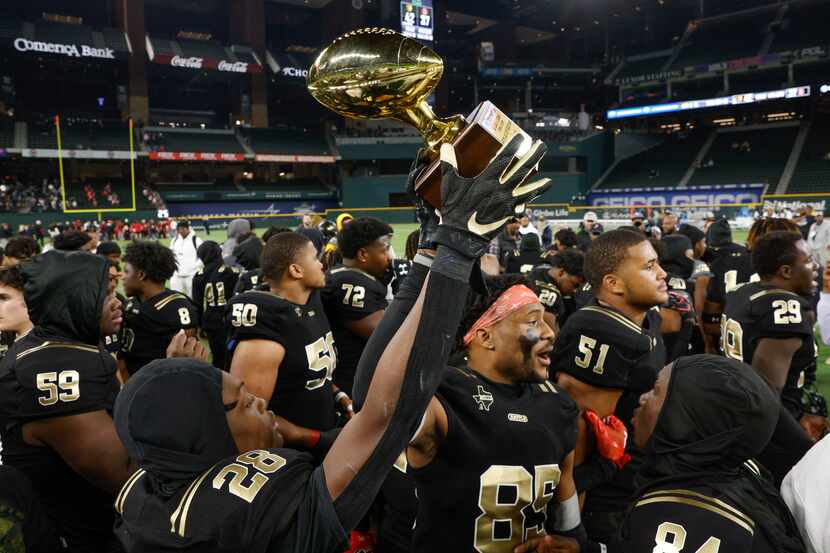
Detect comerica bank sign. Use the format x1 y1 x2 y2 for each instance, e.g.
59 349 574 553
13 38 116 59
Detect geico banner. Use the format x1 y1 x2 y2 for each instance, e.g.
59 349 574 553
13 37 116 59
148 151 246 162
588 184 766 207
151 53 263 74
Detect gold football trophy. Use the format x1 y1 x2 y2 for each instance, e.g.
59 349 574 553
307 27 532 208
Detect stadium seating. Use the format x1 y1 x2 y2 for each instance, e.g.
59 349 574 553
27 116 132 151
670 7 775 69
788 113 830 193
598 130 709 189
688 125 799 187
242 128 331 156
614 55 671 83
0 117 13 148
150 130 244 153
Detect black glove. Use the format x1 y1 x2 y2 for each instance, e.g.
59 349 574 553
407 148 439 250
433 134 551 258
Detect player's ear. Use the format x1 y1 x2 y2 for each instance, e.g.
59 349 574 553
476 328 495 350
357 247 369 263
287 262 303 280
603 273 624 295
779 264 793 280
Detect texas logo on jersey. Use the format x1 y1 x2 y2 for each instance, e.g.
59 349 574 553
473 385 494 411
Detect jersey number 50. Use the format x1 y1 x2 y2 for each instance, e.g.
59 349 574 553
474 464 561 553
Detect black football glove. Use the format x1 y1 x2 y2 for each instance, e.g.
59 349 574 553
407 148 439 251
433 134 551 258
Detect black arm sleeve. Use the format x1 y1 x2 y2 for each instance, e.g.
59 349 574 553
757 403 814 484
331 246 473 530
351 258 431 411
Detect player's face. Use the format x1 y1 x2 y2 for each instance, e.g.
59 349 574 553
790 240 817 297
662 215 677 234
551 267 584 296
0 284 29 334
99 291 123 336
632 364 673 450
122 262 142 297
222 372 283 452
177 226 189 238
296 241 326 289
614 241 669 308
363 236 392 279
107 265 123 295
492 303 555 382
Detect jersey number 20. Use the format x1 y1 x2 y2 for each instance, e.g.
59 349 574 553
474 464 561 553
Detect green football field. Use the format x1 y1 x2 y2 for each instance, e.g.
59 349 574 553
115 224 830 400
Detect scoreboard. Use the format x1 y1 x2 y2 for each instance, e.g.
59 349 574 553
401 0 434 42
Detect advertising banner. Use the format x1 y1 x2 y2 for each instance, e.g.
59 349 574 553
11 37 120 60
148 151 246 162
150 54 263 74
254 154 338 163
588 184 767 208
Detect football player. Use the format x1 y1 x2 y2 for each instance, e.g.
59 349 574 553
721 231 828 481
112 135 552 553
227 232 345 455
0 251 132 552
702 217 798 351
192 241 240 369
233 226 290 296
119 241 200 377
321 217 392 395
0 266 32 362
528 248 585 329
102 259 126 357
505 232 545 274
624 355 805 552
551 229 668 543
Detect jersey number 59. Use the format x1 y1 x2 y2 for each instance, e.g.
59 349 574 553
36 370 80 406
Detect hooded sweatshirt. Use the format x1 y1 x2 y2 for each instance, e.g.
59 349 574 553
620 355 806 553
0 250 121 552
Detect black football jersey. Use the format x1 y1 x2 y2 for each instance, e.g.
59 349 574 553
410 367 578 553
574 282 595 311
621 484 758 553
120 290 200 375
390 258 412 296
193 264 240 331
0 333 120 552
505 250 546 274
0 330 15 361
528 267 566 323
115 449 348 553
234 268 266 295
227 290 337 431
102 293 127 355
707 249 758 306
663 275 697 362
377 453 417 553
321 267 388 395
721 282 815 419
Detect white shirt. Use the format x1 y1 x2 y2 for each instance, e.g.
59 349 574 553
170 231 203 277
781 435 830 553
808 220 830 269
518 223 540 236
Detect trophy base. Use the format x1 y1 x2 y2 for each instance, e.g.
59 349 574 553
414 101 532 209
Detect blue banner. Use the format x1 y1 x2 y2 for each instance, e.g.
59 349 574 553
588 184 767 208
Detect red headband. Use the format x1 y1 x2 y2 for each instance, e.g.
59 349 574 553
463 284 540 347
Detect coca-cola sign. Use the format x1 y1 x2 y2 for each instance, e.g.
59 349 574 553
171 55 203 69
13 37 115 59
218 60 248 73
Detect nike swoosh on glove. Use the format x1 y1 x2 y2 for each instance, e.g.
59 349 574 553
433 134 553 258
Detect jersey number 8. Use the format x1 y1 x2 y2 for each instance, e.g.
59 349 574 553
474 464 561 553
653 521 721 553
36 370 80 406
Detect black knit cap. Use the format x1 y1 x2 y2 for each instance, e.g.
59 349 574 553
114 358 238 496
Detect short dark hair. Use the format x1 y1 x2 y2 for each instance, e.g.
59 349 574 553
123 241 178 284
751 231 804 278
584 229 648 289
4 236 39 260
0 265 24 291
405 229 419 261
196 240 222 266
554 228 578 248
262 226 291 244
53 231 92 251
97 241 122 257
177 220 190 229
456 274 529 351
337 217 393 259
550 249 584 278
261 232 312 281
746 217 799 250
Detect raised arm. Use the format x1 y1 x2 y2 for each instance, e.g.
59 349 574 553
323 136 552 530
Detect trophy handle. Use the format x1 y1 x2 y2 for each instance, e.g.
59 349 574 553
395 101 465 156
